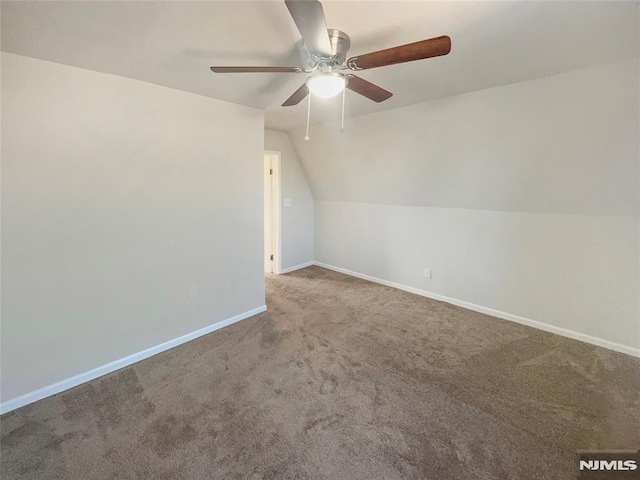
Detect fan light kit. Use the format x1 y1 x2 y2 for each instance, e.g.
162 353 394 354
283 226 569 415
210 0 451 139
306 73 345 98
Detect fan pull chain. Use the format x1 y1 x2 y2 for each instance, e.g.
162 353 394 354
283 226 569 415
341 86 346 132
304 93 311 141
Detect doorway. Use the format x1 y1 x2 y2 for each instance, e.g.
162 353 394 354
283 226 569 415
264 151 281 274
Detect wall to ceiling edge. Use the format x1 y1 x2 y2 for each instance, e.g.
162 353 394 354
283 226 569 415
289 58 640 352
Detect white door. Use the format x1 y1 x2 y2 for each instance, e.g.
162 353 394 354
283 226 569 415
264 154 274 273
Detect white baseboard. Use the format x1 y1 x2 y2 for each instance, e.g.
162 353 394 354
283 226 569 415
313 262 640 358
279 261 314 274
0 305 267 415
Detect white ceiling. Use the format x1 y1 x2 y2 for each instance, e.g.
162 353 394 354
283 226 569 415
2 1 638 131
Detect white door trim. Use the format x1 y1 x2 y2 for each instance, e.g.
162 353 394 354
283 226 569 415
264 154 273 273
265 150 282 274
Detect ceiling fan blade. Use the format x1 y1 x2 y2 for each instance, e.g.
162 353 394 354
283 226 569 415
346 75 393 103
347 35 451 71
285 0 333 57
282 82 309 106
210 66 302 73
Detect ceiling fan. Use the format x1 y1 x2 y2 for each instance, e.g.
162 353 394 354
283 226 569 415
210 0 451 136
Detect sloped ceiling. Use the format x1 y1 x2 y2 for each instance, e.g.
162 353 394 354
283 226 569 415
1 1 638 131
288 59 639 215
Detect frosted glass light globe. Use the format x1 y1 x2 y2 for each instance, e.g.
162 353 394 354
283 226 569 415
307 74 346 98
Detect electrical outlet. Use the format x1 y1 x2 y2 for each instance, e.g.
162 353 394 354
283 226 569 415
423 268 432 279
283 198 291 207
188 285 198 299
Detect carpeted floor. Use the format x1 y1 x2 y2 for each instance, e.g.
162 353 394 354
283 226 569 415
1 266 638 479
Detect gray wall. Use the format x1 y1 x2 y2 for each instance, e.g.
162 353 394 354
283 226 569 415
291 59 639 351
265 130 314 270
1 53 266 402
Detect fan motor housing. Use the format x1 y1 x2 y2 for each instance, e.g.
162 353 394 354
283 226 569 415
328 29 351 63
310 29 350 68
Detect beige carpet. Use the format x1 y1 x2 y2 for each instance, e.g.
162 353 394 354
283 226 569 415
1 266 638 479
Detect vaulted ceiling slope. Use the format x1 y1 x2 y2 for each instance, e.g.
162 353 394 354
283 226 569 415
289 59 639 216
1 1 638 131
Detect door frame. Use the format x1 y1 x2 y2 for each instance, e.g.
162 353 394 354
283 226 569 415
265 150 282 275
